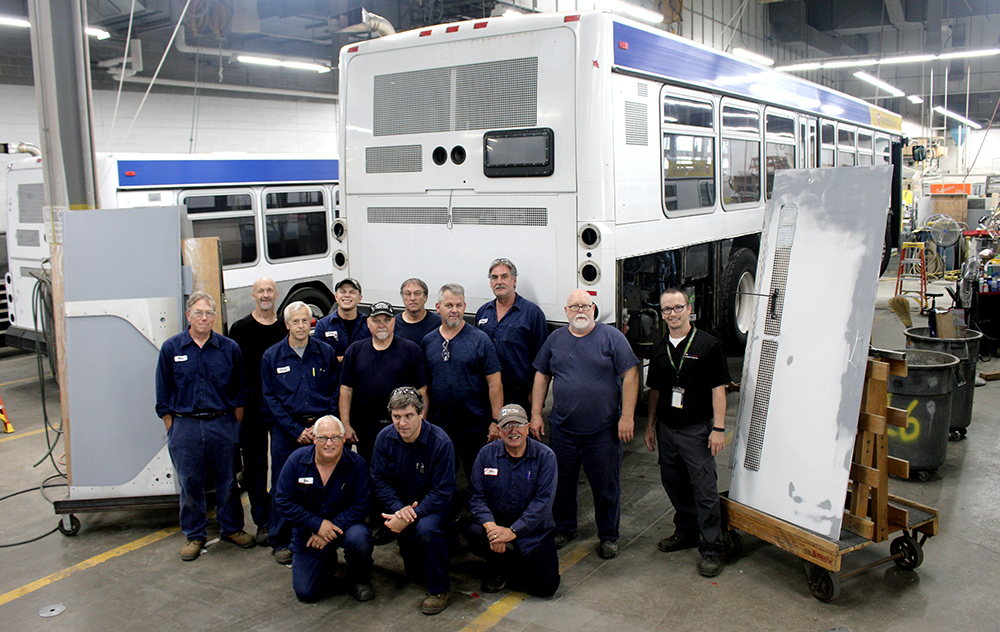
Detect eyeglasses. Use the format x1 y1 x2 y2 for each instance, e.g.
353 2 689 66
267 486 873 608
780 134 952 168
315 435 344 444
500 421 529 430
660 305 689 314
190 310 217 319
442 339 450 362
566 304 593 313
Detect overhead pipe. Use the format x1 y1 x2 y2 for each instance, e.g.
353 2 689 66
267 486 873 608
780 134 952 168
332 9 396 37
174 25 332 67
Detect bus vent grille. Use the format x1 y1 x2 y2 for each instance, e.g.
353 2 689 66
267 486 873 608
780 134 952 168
637 82 648 97
744 338 777 472
373 58 537 136
18 183 45 223
764 205 797 336
16 229 40 248
624 102 648 146
368 207 448 224
366 145 422 173
452 207 547 226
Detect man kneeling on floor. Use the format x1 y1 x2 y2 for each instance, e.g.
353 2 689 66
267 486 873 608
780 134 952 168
468 404 560 597
274 415 375 603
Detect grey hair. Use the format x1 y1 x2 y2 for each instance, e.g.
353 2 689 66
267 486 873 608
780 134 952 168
283 301 311 320
186 291 216 311
488 258 517 278
314 415 345 436
400 278 429 296
437 283 465 303
387 386 425 414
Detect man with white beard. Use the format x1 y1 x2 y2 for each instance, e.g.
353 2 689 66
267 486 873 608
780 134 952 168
530 289 639 560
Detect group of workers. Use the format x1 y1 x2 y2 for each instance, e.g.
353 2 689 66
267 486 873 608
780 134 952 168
154 258 731 615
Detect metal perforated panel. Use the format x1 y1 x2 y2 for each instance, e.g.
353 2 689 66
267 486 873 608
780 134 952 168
744 339 778 472
764 205 797 336
365 145 422 173
373 68 450 137
16 229 40 248
624 102 648 146
637 82 648 97
452 207 547 226
368 207 449 224
19 183 44 223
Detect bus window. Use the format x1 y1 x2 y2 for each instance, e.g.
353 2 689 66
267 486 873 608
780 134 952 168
875 136 891 164
838 125 856 166
721 103 761 207
765 111 795 198
184 192 257 267
661 93 715 214
820 122 836 167
858 132 873 152
765 142 795 198
265 189 329 261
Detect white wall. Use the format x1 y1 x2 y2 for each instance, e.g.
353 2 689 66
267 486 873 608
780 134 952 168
1 83 339 231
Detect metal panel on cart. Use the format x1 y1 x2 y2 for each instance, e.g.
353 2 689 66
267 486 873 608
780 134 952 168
62 207 184 499
729 167 891 539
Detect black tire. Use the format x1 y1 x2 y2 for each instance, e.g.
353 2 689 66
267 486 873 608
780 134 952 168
915 470 932 482
283 287 333 320
890 534 924 570
804 561 841 602
880 216 893 277
58 514 81 536
720 248 757 355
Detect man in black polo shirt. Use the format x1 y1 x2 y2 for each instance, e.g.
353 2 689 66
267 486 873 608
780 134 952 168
644 288 731 578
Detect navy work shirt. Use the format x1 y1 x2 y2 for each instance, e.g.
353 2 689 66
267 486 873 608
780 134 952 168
469 438 558 555
314 310 371 358
155 329 245 418
394 312 441 347
475 294 548 385
273 445 370 552
370 421 455 519
423 325 502 433
340 337 428 426
261 337 339 440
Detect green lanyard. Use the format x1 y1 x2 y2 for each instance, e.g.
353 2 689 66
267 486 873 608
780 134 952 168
667 327 696 376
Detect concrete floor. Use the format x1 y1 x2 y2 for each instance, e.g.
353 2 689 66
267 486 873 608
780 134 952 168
1 273 998 632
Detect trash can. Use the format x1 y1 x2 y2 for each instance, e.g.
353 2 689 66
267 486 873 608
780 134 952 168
887 350 959 481
904 327 982 440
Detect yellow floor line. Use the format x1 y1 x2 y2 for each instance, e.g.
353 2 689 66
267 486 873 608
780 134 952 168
0 428 46 444
0 526 179 607
0 376 38 388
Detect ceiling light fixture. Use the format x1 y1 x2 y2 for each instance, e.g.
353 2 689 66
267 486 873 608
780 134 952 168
237 55 331 73
853 71 905 97
777 47 1000 72
600 0 663 24
733 48 774 66
907 95 924 104
822 59 877 69
937 48 1000 60
933 106 982 130
0 16 30 28
777 62 823 72
86 27 110 40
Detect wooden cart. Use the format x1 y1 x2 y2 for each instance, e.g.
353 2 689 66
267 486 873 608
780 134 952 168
721 354 940 601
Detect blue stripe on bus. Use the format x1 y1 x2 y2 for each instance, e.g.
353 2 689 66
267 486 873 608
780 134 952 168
116 159 339 187
612 22 873 127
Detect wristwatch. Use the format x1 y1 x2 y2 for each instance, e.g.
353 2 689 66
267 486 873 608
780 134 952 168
712 427 725 432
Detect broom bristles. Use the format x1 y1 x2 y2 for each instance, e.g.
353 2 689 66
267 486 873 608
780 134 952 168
888 296 913 328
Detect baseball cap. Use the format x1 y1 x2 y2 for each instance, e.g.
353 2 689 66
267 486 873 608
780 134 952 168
336 278 362 293
497 404 528 428
370 301 394 317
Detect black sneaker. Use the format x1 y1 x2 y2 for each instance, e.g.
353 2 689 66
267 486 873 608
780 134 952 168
657 533 698 553
353 583 376 602
698 555 725 577
481 573 508 593
554 531 577 549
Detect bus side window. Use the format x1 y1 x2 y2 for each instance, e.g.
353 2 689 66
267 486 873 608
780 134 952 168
820 122 836 168
264 189 329 261
721 103 761 207
660 92 715 215
184 192 257 267
765 111 795 199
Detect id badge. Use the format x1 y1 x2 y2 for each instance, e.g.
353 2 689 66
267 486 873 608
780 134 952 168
671 386 685 409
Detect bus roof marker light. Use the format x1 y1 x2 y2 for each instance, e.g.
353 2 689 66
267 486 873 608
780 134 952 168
933 106 982 130
733 48 773 66
420 29 432 36
564 15 580 22
474 21 488 28
619 41 628 50
853 71 905 98
348 45 359 53
446 25 459 33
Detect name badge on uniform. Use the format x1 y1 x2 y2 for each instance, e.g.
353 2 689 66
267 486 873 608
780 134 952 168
484 468 499 476
671 386 685 409
325 330 338 340
298 477 313 485
277 366 291 374
174 355 188 362
477 318 489 326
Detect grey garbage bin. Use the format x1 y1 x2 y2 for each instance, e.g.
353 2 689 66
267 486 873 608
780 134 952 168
887 350 959 481
904 327 982 440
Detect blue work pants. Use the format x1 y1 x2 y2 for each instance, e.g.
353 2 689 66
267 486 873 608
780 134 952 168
292 523 373 602
396 509 451 595
269 427 302 550
549 423 622 542
466 524 560 597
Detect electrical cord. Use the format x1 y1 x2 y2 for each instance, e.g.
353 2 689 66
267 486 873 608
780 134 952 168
30 266 65 476
0 478 68 548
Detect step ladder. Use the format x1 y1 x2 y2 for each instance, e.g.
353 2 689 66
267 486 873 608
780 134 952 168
894 242 928 309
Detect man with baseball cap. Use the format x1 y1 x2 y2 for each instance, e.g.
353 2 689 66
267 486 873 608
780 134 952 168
314 278 371 362
467 404 560 597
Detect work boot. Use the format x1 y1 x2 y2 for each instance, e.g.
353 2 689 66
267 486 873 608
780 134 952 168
181 539 205 561
698 555 725 577
254 527 269 547
598 540 619 559
481 572 507 593
273 548 293 565
657 533 698 553
372 525 398 546
353 583 376 602
221 530 257 549
421 591 450 615
554 531 577 549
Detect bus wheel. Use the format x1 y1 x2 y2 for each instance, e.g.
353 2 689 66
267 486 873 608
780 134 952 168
285 288 333 320
720 248 757 355
879 217 893 277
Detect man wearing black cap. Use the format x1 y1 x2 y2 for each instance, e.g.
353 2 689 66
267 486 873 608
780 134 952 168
468 404 560 597
314 278 371 362
340 301 429 464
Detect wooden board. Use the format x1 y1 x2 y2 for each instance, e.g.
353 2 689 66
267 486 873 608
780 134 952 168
182 237 224 335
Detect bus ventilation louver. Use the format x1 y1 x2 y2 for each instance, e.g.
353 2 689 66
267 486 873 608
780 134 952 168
368 207 547 227
624 102 648 146
763 205 797 337
366 145 422 173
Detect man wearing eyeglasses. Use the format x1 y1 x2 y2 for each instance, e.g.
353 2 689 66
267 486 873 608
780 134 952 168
643 288 731 578
530 289 639 560
273 415 375 603
155 291 256 561
467 404 560 597
475 259 548 411
423 283 503 482
395 278 442 346
262 301 340 565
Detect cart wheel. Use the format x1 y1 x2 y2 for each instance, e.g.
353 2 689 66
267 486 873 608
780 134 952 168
57 515 81 537
803 562 841 602
722 530 744 560
949 430 962 442
915 470 932 482
890 534 924 570
959 428 967 438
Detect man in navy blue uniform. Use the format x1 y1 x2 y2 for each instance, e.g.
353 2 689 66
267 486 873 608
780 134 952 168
475 258 548 411
371 387 456 615
644 288 731 578
262 301 339 565
313 278 370 361
468 404 560 597
395 278 441 346
423 283 503 481
340 301 428 464
531 289 639 560
274 415 375 603
155 291 256 561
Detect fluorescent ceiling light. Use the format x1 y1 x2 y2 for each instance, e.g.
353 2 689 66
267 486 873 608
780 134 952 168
933 105 982 129
86 27 110 40
853 71 905 97
775 62 823 72
733 48 774 66
907 95 924 104
0 16 30 27
937 48 1000 60
238 55 331 73
878 54 937 65
824 58 877 69
601 0 663 24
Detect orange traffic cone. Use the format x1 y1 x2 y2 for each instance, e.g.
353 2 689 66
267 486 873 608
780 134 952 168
0 393 12 433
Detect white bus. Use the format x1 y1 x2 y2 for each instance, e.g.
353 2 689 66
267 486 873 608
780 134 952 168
337 10 902 354
4 153 342 351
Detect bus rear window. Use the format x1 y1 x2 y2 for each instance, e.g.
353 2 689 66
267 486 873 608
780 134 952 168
483 128 554 177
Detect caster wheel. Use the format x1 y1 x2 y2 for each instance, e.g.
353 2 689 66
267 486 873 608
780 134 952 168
890 534 924 570
959 428 967 438
949 430 962 442
722 530 744 561
804 562 841 602
915 470 932 482
57 515 81 537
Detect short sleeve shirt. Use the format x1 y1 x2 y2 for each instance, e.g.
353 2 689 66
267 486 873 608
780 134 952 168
394 312 442 346
646 328 731 428
422 324 502 433
340 337 428 425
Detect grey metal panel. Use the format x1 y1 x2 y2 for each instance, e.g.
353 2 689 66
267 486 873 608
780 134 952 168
63 207 183 490
729 167 892 539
